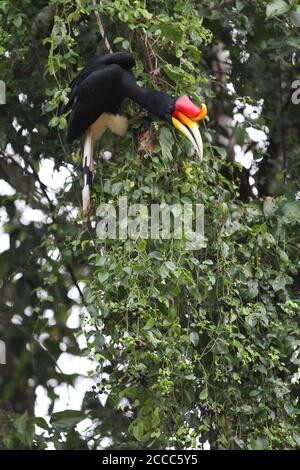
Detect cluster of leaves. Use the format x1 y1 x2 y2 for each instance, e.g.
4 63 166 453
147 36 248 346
266 0 300 24
103 0 212 92
79 125 300 449
0 408 36 449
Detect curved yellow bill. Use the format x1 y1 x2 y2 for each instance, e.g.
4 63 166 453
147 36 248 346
192 103 207 122
172 112 203 161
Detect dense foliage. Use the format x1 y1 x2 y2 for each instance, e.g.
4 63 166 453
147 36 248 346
0 0 299 450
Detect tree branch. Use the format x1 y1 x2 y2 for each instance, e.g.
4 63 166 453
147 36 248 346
92 0 113 53
66 263 85 304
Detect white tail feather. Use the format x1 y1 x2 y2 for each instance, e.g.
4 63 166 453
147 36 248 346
83 129 94 171
82 185 91 216
82 129 94 215
82 114 128 215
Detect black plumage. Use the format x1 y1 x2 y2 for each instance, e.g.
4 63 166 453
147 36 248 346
66 52 175 143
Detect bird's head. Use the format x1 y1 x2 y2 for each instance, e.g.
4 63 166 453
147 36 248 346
169 95 207 160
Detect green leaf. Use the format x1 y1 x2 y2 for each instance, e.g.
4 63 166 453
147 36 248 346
15 412 30 434
34 417 50 431
147 331 161 346
163 64 184 82
216 147 227 159
248 279 259 299
123 266 132 274
263 198 276 218
148 251 163 260
257 363 267 376
113 36 124 44
144 317 155 330
111 182 123 196
160 23 183 42
87 304 98 317
254 436 269 450
286 36 300 49
185 373 195 380
95 255 106 267
189 331 199 347
293 434 300 447
49 116 60 127
281 201 300 225
187 45 201 62
165 261 176 271
13 15 22 28
235 126 246 146
159 127 174 161
132 421 145 441
141 9 152 20
271 276 286 292
137 239 146 251
98 272 109 283
290 7 300 26
236 0 244 12
50 410 83 430
58 116 67 129
266 1 290 18
199 388 208 400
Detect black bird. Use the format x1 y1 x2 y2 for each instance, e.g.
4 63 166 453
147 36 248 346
65 52 207 214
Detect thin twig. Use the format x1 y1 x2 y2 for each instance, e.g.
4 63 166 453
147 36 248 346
35 339 66 376
66 263 85 303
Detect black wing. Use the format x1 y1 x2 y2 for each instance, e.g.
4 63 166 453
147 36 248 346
102 52 135 69
67 64 124 143
65 52 135 113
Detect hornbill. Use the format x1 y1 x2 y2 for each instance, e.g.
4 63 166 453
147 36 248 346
65 52 207 214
